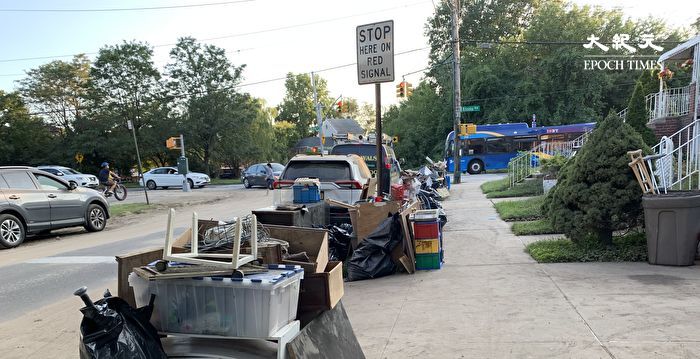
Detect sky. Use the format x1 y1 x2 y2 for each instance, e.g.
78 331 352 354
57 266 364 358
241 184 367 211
0 0 698 109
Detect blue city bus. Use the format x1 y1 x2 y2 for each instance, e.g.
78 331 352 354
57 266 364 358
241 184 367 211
444 122 596 174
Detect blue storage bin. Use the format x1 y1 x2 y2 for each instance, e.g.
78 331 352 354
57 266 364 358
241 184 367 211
293 184 320 203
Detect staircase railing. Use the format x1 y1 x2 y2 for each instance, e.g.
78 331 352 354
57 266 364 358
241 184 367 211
646 119 700 192
507 129 592 188
646 85 692 123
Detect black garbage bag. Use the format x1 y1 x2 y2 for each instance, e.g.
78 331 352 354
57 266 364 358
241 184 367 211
346 213 403 281
328 224 353 262
76 287 167 359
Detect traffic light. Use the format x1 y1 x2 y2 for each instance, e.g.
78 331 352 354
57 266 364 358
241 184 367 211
459 123 477 136
337 100 343 112
396 81 406 98
405 82 413 97
392 136 399 144
166 136 181 150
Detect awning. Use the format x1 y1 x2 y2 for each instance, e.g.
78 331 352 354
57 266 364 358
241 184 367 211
659 34 700 63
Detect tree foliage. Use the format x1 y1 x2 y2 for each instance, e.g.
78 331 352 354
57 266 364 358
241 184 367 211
0 91 54 165
276 73 333 140
544 113 650 245
626 81 656 145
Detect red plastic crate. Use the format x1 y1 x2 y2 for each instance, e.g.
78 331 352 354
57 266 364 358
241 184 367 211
390 184 405 201
413 221 440 239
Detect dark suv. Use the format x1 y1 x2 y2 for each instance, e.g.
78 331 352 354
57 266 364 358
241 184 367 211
0 166 110 248
330 143 402 195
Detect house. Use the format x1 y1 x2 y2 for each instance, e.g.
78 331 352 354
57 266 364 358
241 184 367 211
646 34 699 137
320 118 365 140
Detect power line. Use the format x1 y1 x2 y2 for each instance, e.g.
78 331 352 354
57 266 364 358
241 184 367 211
0 1 430 64
0 1 254 13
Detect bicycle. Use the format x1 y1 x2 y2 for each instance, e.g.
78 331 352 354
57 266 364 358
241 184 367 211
100 178 128 201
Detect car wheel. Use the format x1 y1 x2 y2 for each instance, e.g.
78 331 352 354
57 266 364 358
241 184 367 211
85 204 107 232
0 213 25 248
467 160 484 175
187 179 194 189
146 180 157 190
243 178 251 188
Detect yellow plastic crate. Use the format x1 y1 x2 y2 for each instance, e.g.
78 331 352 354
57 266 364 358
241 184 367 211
414 238 440 254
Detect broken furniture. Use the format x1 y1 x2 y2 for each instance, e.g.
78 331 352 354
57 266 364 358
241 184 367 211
163 209 257 270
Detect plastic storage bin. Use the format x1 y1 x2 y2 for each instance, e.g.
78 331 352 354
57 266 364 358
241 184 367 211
414 238 440 254
642 192 700 266
416 252 443 270
413 221 440 239
130 265 303 338
293 185 320 203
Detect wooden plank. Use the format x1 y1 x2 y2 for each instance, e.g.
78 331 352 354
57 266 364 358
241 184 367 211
399 201 419 274
115 247 164 307
286 301 365 359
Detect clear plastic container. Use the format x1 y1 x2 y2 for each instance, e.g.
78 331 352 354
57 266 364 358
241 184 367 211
129 265 303 338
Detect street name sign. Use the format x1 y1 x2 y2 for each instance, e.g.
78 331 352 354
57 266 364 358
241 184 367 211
461 105 481 112
356 20 394 85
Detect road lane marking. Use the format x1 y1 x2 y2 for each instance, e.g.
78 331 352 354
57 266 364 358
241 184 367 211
27 256 116 264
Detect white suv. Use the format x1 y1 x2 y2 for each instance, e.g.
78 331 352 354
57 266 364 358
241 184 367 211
275 154 372 205
37 165 99 189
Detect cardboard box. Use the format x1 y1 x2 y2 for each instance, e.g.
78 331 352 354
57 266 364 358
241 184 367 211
263 224 329 274
348 201 401 247
298 261 344 312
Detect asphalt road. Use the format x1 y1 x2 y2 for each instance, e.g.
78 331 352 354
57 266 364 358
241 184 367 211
0 187 270 323
105 184 245 205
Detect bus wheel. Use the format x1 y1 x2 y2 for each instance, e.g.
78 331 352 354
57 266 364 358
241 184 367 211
467 160 484 174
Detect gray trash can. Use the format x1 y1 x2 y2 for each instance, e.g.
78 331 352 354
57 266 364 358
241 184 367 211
642 192 700 266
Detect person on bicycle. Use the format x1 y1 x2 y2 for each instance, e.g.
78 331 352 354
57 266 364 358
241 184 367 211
98 162 120 194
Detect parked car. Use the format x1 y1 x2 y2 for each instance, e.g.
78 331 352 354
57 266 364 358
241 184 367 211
37 165 99 189
140 167 210 190
330 143 402 195
0 166 110 249
275 154 372 204
242 163 284 189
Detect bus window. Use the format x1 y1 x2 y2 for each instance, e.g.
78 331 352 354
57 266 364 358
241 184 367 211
513 136 537 151
466 139 484 155
486 138 509 153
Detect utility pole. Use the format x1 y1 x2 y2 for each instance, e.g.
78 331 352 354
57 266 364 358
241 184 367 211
451 0 462 184
311 72 324 155
127 120 149 205
180 134 190 192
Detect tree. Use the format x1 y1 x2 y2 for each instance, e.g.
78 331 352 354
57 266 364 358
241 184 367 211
626 81 656 145
166 37 245 174
18 54 90 134
0 91 54 165
86 41 165 173
544 112 650 245
276 73 333 139
272 121 297 162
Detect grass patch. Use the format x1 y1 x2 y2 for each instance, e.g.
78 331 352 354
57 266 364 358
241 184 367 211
511 219 557 235
210 178 242 185
480 178 510 193
110 203 152 217
525 232 647 263
486 178 543 198
494 196 545 221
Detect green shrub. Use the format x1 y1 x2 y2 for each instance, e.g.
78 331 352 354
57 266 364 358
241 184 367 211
544 113 650 245
494 196 545 221
486 178 543 198
540 155 567 179
511 219 557 235
525 232 647 263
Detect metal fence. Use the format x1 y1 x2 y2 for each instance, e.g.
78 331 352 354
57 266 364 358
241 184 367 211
647 119 700 193
646 85 692 123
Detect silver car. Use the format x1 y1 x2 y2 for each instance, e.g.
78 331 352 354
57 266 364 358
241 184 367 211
0 166 110 249
37 165 100 189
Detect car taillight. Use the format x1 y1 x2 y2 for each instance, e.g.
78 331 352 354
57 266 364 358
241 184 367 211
335 180 362 189
273 180 294 189
384 156 390 169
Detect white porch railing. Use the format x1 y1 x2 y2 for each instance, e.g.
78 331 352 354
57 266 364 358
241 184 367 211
646 85 692 123
646 119 700 193
507 130 592 187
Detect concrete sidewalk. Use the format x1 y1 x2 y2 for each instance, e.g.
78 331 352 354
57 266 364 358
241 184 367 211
344 174 700 359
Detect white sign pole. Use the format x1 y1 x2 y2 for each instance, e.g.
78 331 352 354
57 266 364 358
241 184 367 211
357 20 394 196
